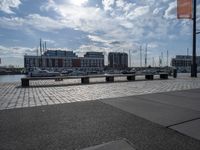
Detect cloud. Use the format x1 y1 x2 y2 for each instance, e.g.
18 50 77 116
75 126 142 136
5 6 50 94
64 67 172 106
102 0 115 11
69 0 88 6
109 41 122 45
126 5 150 19
42 39 55 44
164 1 177 19
0 0 21 14
39 0 191 50
0 14 67 31
25 14 66 31
0 0 195 67
0 45 36 58
88 35 109 44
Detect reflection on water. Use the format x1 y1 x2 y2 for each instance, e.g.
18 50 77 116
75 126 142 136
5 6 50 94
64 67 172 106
0 75 26 83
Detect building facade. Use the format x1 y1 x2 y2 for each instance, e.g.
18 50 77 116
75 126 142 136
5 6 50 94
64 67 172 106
24 50 104 72
24 50 77 72
171 55 200 72
70 52 104 72
108 52 128 69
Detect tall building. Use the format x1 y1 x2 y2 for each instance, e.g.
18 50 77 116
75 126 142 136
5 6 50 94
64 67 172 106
24 50 77 72
24 50 104 72
171 55 200 72
108 52 128 69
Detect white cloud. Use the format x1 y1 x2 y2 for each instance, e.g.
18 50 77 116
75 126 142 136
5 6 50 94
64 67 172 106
69 0 88 6
0 45 36 67
116 0 125 8
126 5 150 19
102 0 115 11
0 14 67 31
153 7 163 15
38 0 187 45
0 0 194 66
0 45 36 58
0 0 21 14
164 1 177 19
88 35 109 44
0 16 24 28
26 14 66 31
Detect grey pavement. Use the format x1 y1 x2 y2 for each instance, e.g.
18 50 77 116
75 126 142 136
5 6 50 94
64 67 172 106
101 88 200 141
170 119 200 141
81 140 136 150
1 74 200 110
1 74 200 149
0 99 200 150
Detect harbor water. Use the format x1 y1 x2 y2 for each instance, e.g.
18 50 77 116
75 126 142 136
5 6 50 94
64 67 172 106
0 75 26 83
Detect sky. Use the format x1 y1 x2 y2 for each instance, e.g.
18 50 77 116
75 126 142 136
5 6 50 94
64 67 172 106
0 0 200 67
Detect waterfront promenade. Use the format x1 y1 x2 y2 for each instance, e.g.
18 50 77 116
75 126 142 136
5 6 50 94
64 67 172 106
0 73 200 149
0 74 200 110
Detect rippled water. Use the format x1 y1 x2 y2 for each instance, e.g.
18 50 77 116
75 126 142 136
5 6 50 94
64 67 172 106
0 75 26 83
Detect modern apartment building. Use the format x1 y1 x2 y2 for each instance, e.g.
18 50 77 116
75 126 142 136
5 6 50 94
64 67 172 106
108 52 128 69
171 55 200 72
24 50 104 72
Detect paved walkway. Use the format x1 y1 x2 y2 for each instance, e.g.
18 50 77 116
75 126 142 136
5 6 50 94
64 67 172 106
101 88 200 141
0 91 200 150
1 74 200 149
0 74 200 110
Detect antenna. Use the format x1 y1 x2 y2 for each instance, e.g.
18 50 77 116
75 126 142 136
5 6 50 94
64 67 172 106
129 49 131 67
159 56 161 67
160 52 163 67
43 43 45 54
145 44 147 67
152 57 155 67
45 41 47 52
40 38 42 56
140 45 142 67
37 47 39 56
167 50 169 67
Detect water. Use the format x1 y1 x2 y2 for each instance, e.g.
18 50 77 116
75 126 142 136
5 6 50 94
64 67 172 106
0 75 26 83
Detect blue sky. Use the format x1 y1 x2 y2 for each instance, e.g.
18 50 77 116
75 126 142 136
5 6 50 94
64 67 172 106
0 0 200 67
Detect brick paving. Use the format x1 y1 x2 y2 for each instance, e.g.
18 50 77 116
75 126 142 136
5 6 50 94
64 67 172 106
0 74 200 110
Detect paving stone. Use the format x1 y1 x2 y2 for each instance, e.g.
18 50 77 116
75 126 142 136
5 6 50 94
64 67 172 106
0 74 200 110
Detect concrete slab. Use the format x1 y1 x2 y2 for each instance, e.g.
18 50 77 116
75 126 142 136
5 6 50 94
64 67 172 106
135 93 200 111
101 96 200 127
1 100 200 150
162 89 200 100
82 140 135 150
170 119 200 140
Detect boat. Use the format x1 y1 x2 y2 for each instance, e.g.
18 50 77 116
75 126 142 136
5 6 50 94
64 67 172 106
68 70 86 76
29 68 60 77
61 69 73 75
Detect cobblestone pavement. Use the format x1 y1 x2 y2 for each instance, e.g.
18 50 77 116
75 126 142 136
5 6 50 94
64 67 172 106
0 74 200 110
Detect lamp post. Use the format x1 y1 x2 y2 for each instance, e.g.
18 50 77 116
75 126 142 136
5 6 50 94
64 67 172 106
191 0 197 77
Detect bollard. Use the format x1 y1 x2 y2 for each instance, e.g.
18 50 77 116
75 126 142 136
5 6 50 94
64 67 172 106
106 76 114 82
81 77 90 84
173 69 177 78
21 78 29 87
127 75 135 81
